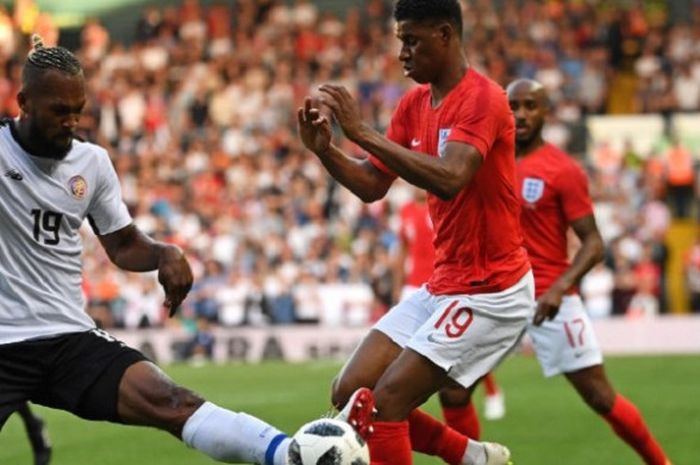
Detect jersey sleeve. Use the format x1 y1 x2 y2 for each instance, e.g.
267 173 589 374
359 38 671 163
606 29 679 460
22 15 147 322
87 149 132 235
559 160 594 222
448 88 502 159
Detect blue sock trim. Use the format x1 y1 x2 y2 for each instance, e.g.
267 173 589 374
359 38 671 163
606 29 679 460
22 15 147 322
265 433 287 465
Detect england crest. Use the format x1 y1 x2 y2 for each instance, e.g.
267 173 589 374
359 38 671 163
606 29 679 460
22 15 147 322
522 177 544 203
437 128 451 157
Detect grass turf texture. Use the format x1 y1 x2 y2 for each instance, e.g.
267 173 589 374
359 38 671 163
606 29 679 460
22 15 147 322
0 355 695 465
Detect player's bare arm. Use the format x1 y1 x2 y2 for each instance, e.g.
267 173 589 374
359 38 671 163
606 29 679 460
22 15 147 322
97 224 193 315
533 214 604 325
319 84 482 200
297 96 393 202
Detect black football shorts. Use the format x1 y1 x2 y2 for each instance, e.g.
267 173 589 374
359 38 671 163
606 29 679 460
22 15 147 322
0 329 148 429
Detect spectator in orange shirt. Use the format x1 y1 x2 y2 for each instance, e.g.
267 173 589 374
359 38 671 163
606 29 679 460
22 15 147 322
664 135 695 218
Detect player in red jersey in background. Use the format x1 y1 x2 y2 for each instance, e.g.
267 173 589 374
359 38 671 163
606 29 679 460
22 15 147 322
394 186 506 437
393 187 435 304
440 78 673 465
297 1 532 463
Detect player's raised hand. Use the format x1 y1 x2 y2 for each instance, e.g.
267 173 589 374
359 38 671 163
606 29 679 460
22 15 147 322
297 96 332 155
533 286 564 325
318 84 364 141
157 245 193 317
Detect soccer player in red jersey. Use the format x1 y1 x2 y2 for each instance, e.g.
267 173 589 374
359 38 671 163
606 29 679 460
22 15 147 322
441 79 673 465
297 1 532 464
395 187 506 437
513 79 671 465
393 188 435 302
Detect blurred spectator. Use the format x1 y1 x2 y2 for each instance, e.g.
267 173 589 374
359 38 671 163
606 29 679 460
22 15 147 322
292 271 323 324
81 17 109 62
185 316 216 366
121 273 165 329
664 136 695 218
610 250 638 316
192 260 226 322
33 12 58 47
685 236 700 313
627 243 662 318
580 262 615 319
0 6 16 59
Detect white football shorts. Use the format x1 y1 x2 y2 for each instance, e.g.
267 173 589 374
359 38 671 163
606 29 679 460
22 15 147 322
399 285 421 302
374 271 535 388
527 294 603 377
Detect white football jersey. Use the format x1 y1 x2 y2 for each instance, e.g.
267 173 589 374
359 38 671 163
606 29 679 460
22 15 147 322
0 120 132 344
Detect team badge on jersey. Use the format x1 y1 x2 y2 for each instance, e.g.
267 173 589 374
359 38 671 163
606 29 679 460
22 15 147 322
68 175 88 200
522 177 544 203
438 128 451 158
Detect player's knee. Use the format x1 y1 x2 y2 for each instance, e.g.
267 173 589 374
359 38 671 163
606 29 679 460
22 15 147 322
330 375 357 409
438 385 471 407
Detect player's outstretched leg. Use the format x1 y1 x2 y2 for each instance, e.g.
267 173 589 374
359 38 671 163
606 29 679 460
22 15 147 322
367 349 512 465
566 365 671 465
482 373 506 421
17 403 52 465
408 408 512 465
117 361 291 465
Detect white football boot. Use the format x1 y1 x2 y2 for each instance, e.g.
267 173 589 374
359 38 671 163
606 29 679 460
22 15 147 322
484 442 513 465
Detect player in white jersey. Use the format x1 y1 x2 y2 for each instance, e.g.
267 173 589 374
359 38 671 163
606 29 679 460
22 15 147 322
0 36 293 465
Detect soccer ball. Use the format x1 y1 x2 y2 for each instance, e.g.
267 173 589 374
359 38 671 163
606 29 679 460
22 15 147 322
288 418 370 465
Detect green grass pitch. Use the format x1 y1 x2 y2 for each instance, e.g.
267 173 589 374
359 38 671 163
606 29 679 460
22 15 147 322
0 355 695 464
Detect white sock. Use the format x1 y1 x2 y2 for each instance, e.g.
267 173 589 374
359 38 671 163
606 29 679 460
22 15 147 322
462 439 487 465
182 401 290 464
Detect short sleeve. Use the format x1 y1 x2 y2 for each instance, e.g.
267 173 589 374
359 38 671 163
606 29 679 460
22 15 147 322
559 161 594 222
448 86 502 159
87 150 132 235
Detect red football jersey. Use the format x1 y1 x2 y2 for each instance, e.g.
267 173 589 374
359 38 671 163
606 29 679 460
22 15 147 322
516 143 594 297
399 200 435 287
372 68 530 294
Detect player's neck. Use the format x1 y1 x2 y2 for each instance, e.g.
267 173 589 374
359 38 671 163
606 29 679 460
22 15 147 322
13 119 41 156
430 57 468 108
13 118 62 160
515 137 545 158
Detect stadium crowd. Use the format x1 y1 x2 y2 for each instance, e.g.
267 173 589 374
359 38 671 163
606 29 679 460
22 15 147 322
1 0 700 338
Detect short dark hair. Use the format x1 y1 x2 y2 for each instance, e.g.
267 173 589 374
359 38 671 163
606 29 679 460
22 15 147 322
22 35 82 89
394 0 463 36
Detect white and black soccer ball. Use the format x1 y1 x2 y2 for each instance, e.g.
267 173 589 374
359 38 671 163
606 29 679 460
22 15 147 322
288 418 369 465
